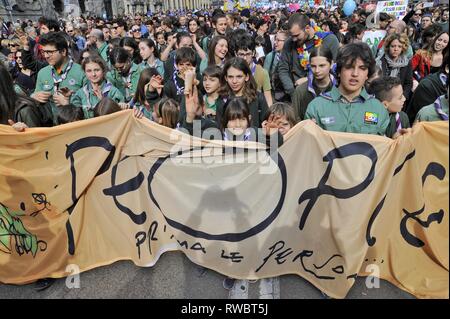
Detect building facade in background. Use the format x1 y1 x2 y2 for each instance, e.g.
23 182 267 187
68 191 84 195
1 0 213 21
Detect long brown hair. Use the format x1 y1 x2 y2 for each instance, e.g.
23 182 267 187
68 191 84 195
133 67 160 107
207 35 229 66
219 57 257 104
383 33 410 57
94 97 122 117
155 97 180 129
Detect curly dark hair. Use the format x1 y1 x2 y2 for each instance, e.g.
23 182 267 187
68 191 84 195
335 42 376 81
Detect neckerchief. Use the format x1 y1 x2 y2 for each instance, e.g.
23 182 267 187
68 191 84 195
121 66 133 99
439 73 447 86
83 81 113 109
395 112 402 132
51 58 74 93
434 96 449 120
173 71 184 96
307 68 337 97
251 62 257 77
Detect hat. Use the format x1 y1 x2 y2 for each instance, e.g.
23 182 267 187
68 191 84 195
241 8 251 18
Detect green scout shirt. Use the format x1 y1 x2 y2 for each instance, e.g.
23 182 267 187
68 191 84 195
141 58 165 78
98 42 110 64
106 62 143 103
34 59 87 124
199 58 209 74
70 81 125 118
263 51 280 75
305 86 390 135
415 95 449 122
139 106 153 121
385 111 410 138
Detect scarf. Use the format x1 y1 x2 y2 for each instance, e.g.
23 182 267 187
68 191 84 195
51 58 74 93
83 82 113 109
395 112 402 132
434 96 449 121
379 54 409 78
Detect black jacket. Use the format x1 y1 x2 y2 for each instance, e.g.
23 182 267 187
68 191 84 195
216 92 269 129
407 72 448 123
278 34 339 97
21 48 48 85
14 96 53 128
379 55 413 99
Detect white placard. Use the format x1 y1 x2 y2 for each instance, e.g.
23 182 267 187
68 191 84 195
362 30 387 48
375 0 409 20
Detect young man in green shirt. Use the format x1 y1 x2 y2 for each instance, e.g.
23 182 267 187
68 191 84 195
305 42 390 136
32 32 87 125
415 94 449 122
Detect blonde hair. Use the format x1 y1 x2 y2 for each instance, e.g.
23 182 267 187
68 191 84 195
6 38 23 50
384 33 409 56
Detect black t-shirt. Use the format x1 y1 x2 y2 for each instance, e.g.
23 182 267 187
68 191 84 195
15 72 36 96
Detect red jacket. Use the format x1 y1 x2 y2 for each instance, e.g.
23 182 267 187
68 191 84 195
411 52 431 80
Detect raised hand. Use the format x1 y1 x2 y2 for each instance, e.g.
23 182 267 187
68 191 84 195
8 119 28 132
263 114 283 136
185 84 200 123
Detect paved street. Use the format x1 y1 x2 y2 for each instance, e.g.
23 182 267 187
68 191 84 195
0 251 415 299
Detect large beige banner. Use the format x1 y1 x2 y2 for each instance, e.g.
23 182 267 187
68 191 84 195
0 111 448 299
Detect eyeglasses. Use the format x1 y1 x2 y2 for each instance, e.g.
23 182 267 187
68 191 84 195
112 26 119 30
67 30 74 33
8 44 19 47
42 49 59 56
132 28 140 32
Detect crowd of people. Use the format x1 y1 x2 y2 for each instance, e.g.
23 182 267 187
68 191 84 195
0 1 448 292
1 2 449 139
